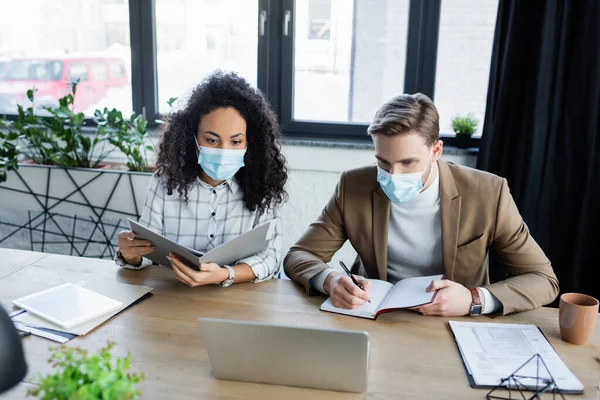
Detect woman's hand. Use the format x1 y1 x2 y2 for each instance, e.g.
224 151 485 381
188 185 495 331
117 231 155 265
168 253 228 287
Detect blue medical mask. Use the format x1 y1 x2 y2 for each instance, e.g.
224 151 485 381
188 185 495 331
377 156 433 203
195 139 247 181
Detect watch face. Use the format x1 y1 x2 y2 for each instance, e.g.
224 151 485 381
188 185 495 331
471 304 483 316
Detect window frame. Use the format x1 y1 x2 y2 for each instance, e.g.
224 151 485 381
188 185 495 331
0 0 486 148
129 0 158 122
267 0 476 147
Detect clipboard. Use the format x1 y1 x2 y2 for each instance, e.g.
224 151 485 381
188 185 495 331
448 321 584 395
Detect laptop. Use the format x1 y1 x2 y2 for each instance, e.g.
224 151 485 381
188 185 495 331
198 318 370 393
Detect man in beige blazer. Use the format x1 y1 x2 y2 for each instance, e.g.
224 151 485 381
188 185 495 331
284 94 558 316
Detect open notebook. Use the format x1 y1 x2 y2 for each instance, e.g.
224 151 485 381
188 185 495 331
129 219 274 270
321 274 443 319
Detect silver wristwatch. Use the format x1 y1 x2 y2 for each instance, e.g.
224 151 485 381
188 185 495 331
219 265 235 287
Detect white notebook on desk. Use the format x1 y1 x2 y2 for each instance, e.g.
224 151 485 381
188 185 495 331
13 283 123 329
13 279 153 335
320 274 443 320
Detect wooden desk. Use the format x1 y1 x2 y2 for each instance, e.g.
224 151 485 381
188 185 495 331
1 248 599 399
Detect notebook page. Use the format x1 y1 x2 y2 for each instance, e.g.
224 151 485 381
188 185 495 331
320 279 393 319
181 245 204 257
378 274 443 311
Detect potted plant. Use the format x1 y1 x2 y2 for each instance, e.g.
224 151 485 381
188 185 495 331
451 113 479 149
94 108 155 173
0 85 154 258
0 87 114 168
0 135 18 183
0 84 155 171
28 343 144 400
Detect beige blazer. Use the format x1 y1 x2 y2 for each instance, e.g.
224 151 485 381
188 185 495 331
284 160 559 315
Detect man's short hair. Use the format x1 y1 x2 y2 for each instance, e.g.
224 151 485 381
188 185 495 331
367 93 440 146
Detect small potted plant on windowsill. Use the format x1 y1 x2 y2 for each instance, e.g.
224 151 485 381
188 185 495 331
451 113 479 149
28 342 144 400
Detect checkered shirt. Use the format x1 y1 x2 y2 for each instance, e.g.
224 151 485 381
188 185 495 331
115 174 282 281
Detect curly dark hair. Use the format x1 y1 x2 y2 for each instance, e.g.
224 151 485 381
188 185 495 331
156 71 288 213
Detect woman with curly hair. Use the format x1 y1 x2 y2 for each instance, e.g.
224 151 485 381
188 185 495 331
115 71 288 287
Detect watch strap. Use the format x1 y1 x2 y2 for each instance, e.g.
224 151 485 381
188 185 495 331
220 265 235 287
469 288 483 316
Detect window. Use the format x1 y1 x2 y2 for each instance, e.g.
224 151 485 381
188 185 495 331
292 0 410 124
0 0 132 116
206 33 217 50
0 0 499 147
155 0 259 113
308 0 331 40
68 62 89 82
91 61 109 81
1 60 63 81
106 23 131 47
434 0 499 136
0 61 7 78
110 60 127 80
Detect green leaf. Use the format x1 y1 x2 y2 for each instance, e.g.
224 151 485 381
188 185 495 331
6 132 20 141
29 343 143 399
71 81 79 96
27 88 36 102
166 97 177 107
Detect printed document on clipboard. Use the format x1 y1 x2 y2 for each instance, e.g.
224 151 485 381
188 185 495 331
449 321 583 394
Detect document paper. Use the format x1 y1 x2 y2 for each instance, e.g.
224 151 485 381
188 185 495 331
449 321 583 393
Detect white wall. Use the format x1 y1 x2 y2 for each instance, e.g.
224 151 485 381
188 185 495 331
0 134 476 267
279 144 476 269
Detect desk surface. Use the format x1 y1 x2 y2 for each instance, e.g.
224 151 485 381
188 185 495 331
1 248 599 400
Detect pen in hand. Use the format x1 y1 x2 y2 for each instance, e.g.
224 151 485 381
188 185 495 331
339 261 371 303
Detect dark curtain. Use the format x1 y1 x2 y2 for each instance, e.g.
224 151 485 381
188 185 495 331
477 0 600 302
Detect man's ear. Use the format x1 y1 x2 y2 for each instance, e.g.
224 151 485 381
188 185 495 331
433 140 444 161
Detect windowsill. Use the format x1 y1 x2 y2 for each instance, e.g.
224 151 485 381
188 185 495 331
2 122 480 156
282 137 374 150
283 137 479 155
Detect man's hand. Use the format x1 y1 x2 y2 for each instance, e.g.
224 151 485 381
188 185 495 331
412 279 473 317
324 272 372 309
168 253 228 287
116 231 154 265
